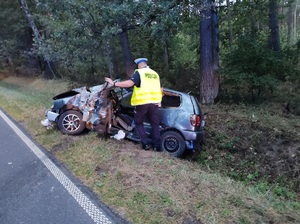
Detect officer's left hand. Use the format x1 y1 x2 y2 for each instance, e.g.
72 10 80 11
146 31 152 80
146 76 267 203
105 77 114 86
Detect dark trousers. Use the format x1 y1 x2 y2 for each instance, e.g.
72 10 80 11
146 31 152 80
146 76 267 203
134 104 161 148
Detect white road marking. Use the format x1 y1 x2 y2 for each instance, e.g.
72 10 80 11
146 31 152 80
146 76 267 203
0 110 113 224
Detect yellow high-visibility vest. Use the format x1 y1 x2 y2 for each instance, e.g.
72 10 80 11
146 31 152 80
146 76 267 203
131 68 162 106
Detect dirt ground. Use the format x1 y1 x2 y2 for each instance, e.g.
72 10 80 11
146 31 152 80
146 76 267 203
199 108 300 194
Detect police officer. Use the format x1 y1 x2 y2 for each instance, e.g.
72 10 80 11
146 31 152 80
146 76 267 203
105 58 162 151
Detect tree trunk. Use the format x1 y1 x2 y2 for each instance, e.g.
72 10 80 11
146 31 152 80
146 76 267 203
287 0 297 45
211 1 219 73
162 39 170 74
226 0 233 50
111 45 121 77
104 40 114 78
200 0 218 105
119 30 135 78
19 0 57 79
211 1 220 101
268 0 281 52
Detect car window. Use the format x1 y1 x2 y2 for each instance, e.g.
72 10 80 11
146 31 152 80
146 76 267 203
114 87 131 99
161 92 181 108
117 89 182 108
120 93 132 108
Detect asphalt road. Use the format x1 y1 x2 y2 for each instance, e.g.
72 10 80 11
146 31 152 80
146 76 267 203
0 109 128 224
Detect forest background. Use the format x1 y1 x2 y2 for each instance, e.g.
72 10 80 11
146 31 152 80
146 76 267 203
0 0 298 105
0 0 300 223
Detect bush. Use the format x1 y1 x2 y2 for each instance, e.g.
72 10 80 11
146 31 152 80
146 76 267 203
221 36 293 102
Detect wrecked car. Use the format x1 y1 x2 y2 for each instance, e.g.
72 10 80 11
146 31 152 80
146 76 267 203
41 81 205 157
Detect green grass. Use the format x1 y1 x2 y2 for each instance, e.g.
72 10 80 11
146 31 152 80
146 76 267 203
1 75 299 224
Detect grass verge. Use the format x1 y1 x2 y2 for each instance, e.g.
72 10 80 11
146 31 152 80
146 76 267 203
0 75 299 224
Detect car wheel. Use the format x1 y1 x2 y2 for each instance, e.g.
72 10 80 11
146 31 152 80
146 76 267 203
58 110 85 135
161 131 185 157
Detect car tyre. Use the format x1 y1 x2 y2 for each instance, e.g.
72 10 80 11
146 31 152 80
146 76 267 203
161 131 185 157
58 110 85 135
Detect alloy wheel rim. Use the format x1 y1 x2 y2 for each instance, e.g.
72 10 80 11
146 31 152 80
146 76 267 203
62 114 81 132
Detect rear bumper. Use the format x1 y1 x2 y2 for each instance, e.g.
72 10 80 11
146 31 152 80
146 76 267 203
181 129 205 150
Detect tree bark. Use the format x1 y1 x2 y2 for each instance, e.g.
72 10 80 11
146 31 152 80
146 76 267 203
268 0 281 52
200 0 218 105
211 1 219 72
162 39 170 74
226 0 233 50
287 0 297 45
19 0 57 79
104 41 114 78
119 30 135 78
211 1 220 100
